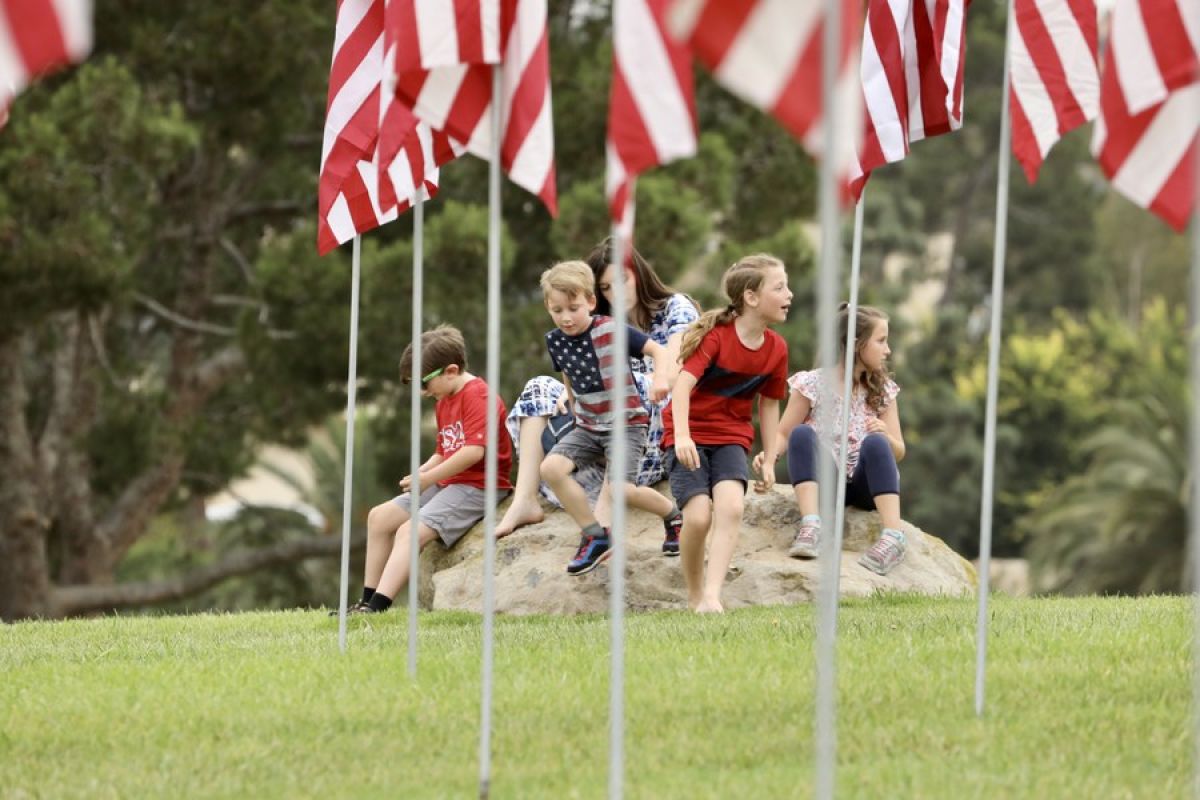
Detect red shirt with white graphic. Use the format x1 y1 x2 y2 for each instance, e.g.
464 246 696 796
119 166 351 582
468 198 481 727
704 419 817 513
435 377 514 489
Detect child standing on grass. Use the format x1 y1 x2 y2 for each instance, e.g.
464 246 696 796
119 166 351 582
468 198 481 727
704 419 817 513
345 325 513 614
756 304 907 575
536 260 680 575
664 254 792 613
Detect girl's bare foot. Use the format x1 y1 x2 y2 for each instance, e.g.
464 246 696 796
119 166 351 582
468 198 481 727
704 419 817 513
694 598 724 614
495 497 545 538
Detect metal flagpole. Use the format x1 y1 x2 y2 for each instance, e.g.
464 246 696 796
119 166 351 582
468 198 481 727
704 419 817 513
974 0 1015 719
408 198 425 677
814 0 844 792
609 219 630 800
833 196 866 566
478 64 503 800
1189 120 1200 800
337 235 364 653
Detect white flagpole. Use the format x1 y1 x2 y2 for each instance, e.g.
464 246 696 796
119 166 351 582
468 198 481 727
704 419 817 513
408 198 425 677
478 64 503 800
337 235 364 653
974 0 1015 719
833 196 866 565
609 215 630 800
1189 120 1200 800
814 0 844 793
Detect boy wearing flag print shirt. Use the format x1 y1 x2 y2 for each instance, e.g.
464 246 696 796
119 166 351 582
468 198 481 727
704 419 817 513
537 261 683 575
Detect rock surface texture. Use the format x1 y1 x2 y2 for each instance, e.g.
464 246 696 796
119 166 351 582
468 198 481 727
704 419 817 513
416 485 977 614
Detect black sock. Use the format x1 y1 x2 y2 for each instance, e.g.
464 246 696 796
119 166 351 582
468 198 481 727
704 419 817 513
583 522 607 539
361 587 376 604
367 592 393 612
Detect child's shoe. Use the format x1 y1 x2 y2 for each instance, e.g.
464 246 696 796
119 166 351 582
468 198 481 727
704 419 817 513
327 600 371 617
788 518 821 559
858 529 906 575
567 530 612 575
662 514 682 557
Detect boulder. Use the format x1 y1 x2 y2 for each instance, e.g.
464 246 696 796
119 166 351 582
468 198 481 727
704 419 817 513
416 484 976 614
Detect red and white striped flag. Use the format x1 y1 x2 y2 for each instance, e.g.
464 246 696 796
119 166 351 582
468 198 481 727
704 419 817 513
668 0 863 194
319 0 396 255
606 0 698 249
1009 0 1099 183
388 0 557 215
1091 0 1198 232
849 0 969 198
0 0 93 127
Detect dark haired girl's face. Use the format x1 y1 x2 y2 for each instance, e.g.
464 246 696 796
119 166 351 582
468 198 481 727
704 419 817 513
858 319 891 371
596 264 638 314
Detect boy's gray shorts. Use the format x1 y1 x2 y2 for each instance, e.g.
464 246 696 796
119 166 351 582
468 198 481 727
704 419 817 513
547 424 647 484
393 483 511 547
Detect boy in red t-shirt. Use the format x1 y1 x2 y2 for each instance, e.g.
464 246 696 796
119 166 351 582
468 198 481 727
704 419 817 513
346 325 513 614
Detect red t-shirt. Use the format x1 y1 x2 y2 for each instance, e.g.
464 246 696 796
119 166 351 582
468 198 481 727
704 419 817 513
662 323 789 450
435 377 514 489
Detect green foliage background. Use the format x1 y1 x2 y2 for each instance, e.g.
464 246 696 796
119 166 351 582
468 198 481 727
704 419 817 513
0 0 1191 610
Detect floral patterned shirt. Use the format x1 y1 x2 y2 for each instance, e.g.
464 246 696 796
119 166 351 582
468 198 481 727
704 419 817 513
788 368 900 473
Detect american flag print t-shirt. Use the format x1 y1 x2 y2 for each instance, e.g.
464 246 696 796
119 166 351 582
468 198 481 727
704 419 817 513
545 315 651 431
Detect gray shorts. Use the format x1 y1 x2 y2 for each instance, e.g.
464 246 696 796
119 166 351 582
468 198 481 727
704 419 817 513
393 483 510 547
666 444 749 507
547 424 647 485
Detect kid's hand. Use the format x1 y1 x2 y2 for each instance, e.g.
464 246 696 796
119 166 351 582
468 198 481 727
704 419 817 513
554 394 570 415
674 437 700 471
398 474 413 492
752 452 776 493
649 372 669 404
866 418 887 435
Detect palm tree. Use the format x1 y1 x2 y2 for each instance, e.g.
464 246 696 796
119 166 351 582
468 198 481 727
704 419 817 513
1024 373 1188 595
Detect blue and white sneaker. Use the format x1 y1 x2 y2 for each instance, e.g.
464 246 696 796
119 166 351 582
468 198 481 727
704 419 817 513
567 530 612 575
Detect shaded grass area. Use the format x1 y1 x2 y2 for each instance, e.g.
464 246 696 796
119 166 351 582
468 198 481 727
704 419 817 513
0 596 1190 798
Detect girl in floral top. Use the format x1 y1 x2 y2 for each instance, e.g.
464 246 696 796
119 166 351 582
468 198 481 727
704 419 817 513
756 304 908 575
497 239 700 552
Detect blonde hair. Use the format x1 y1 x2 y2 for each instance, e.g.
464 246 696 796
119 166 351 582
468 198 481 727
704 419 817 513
540 260 595 303
679 254 786 362
839 304 892 412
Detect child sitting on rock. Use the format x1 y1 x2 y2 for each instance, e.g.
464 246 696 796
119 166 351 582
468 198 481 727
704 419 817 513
755 304 907 575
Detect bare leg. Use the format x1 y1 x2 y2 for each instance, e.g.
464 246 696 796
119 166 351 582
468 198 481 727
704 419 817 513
364 500 411 588
678 495 712 610
593 481 613 528
697 481 745 613
375 520 441 600
873 492 902 531
624 483 674 517
541 454 598 530
496 416 548 537
792 481 818 517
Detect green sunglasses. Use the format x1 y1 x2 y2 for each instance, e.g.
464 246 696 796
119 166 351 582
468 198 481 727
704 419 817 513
419 366 445 388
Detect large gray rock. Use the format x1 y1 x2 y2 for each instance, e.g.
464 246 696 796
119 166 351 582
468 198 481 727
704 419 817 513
416 484 976 614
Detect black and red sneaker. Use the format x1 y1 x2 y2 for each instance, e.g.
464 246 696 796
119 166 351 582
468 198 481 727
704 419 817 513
566 530 612 575
662 513 682 557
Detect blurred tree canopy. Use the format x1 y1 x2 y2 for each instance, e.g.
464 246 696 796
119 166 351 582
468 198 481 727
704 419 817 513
0 0 1191 619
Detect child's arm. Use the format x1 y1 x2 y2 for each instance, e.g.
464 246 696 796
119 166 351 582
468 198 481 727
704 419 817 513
753 396 782 492
555 373 574 415
641 340 671 403
867 400 905 461
413 445 486 487
752 389 810 477
670 371 700 469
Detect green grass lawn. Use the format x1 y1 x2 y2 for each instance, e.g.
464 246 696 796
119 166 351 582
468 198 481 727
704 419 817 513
0 596 1191 799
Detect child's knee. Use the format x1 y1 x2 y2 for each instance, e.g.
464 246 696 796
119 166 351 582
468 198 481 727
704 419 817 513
682 496 712 530
540 454 572 483
861 433 892 460
788 424 817 450
716 494 744 520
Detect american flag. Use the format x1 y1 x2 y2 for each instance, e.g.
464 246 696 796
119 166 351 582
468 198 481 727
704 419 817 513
1091 0 1198 232
318 0 397 254
1009 0 1100 183
669 0 863 195
605 0 698 248
388 0 557 215
0 0 93 127
849 0 969 198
